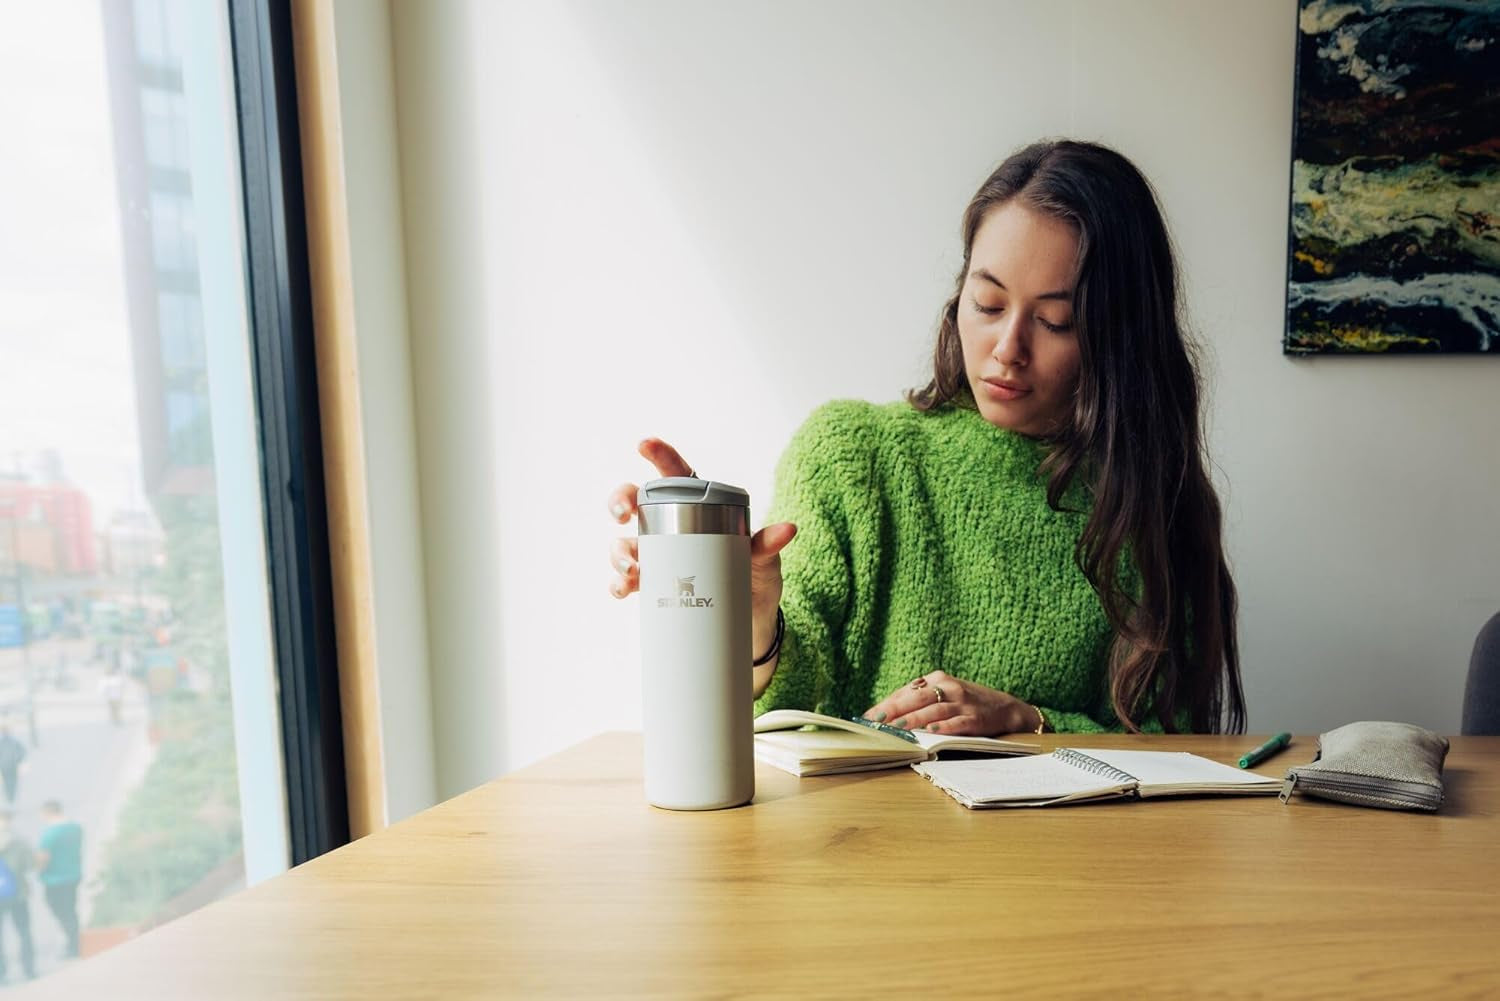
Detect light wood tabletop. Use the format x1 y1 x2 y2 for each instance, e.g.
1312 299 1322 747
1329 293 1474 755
25 732 1500 999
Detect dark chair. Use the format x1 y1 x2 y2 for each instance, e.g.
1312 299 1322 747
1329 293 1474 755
1462 611 1500 736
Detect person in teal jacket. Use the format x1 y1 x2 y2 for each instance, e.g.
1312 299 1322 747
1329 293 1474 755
36 801 81 960
609 139 1246 736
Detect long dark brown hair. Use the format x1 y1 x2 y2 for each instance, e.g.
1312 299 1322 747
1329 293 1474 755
910 139 1246 734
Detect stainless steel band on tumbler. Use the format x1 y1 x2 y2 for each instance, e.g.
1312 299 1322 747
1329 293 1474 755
637 477 750 536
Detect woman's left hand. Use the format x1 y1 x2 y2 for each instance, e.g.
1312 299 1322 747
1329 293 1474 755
863 671 1038 737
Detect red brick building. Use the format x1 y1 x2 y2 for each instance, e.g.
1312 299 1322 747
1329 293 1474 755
0 479 97 576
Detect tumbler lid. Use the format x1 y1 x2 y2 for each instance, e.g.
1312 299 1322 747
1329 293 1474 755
638 477 749 508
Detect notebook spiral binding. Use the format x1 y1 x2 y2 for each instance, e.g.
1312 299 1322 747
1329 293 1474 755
1053 748 1136 785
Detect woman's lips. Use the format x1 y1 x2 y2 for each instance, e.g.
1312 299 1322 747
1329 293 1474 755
980 378 1030 402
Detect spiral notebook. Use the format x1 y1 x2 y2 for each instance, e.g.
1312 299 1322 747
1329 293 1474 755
913 747 1282 808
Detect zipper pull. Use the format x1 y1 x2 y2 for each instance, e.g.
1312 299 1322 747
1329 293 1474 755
1278 773 1298 804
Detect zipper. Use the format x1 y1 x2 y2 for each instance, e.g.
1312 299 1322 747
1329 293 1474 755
1280 770 1440 809
1302 786 1434 809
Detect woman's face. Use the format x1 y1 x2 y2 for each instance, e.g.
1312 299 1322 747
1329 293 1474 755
957 201 1083 437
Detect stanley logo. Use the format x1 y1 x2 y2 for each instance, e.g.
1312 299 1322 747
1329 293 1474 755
659 576 714 609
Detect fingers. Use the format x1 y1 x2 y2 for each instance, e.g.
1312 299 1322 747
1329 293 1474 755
607 482 639 524
747 522 796 612
865 684 911 725
607 537 639 599
605 438 695 524
609 445 790 605
897 700 963 733
607 437 687 598
751 522 797 563
867 687 927 727
610 536 639 566
864 671 953 727
637 438 695 480
922 714 983 735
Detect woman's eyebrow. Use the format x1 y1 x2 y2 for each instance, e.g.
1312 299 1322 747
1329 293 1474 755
969 267 1072 301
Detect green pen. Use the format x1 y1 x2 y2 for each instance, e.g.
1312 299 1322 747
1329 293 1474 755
1238 732 1292 769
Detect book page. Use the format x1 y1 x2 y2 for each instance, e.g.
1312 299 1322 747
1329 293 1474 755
753 709 915 750
1070 749 1281 796
911 731 1037 756
755 729 916 760
913 755 1133 807
753 729 923 777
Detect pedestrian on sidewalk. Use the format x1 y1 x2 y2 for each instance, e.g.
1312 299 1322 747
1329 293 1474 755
36 801 81 960
100 668 125 726
0 810 36 982
0 729 24 805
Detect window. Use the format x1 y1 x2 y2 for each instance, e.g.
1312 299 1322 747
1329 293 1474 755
140 88 191 170
149 189 197 273
0 0 344 986
158 292 207 372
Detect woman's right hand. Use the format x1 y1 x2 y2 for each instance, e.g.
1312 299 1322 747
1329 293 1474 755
607 438 797 655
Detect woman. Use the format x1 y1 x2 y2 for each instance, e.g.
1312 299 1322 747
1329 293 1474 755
607 139 1246 735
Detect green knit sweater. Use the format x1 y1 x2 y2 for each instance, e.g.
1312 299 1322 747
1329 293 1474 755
754 399 1128 733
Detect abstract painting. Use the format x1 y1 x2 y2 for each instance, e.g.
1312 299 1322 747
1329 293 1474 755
1286 0 1500 354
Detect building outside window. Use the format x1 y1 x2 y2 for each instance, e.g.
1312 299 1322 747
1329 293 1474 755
0 0 337 987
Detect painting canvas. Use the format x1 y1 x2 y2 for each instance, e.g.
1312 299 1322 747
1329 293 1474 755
1285 0 1500 354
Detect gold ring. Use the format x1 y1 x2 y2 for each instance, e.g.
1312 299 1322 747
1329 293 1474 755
933 685 945 703
909 678 928 691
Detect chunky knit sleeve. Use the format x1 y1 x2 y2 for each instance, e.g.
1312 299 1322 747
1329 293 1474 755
752 402 868 715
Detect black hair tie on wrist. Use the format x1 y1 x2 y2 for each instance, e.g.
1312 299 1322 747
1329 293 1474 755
752 607 785 667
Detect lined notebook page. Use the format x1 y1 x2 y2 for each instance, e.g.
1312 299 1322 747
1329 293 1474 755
912 755 1132 806
1072 749 1281 796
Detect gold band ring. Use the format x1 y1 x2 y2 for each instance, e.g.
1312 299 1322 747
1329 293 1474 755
933 685 945 703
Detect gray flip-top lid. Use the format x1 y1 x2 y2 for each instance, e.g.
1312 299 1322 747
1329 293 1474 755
638 476 749 508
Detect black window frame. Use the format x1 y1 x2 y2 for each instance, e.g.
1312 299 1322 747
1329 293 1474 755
227 0 349 864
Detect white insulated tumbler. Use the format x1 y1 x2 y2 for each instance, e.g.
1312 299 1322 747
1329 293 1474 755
636 476 754 810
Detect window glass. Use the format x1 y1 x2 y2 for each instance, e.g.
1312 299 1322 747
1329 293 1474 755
0 0 288 986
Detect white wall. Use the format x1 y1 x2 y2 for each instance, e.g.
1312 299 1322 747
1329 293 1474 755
367 0 1497 796
328 0 437 822
387 0 517 800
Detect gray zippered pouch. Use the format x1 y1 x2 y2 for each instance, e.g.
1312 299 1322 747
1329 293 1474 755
1278 721 1449 811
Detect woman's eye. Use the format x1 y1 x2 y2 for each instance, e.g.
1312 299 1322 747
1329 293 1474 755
970 297 1003 315
1039 318 1075 333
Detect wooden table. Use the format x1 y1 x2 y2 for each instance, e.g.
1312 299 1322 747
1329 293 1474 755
27 733 1500 999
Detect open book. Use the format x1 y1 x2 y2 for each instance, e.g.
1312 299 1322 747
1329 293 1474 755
913 747 1282 807
753 709 1037 777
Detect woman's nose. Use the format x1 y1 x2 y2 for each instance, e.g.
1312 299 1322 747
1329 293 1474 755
992 315 1029 367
